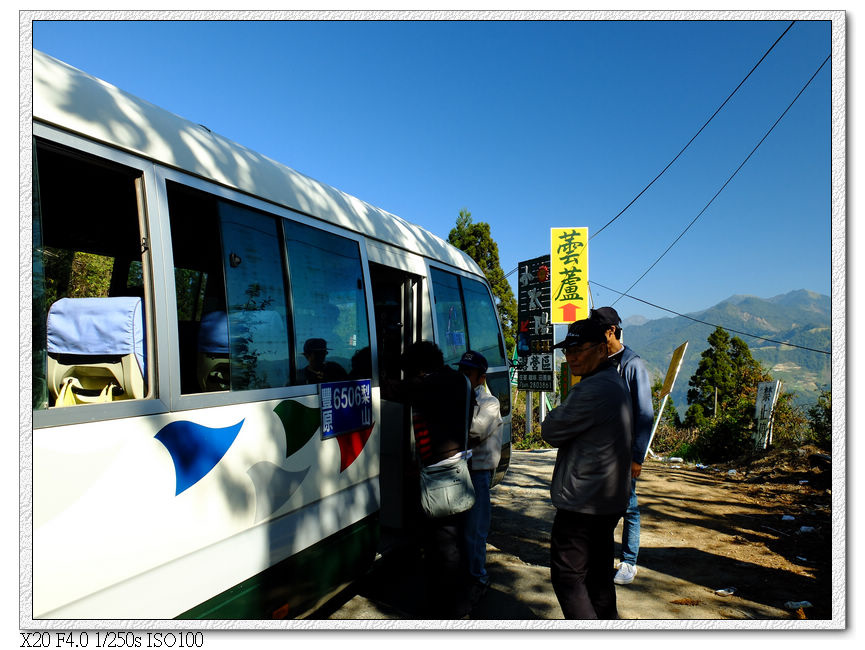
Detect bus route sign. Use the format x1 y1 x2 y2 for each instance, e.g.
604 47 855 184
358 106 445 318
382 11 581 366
319 379 373 439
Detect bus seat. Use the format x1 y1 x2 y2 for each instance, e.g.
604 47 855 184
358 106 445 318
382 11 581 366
197 311 230 391
46 296 146 405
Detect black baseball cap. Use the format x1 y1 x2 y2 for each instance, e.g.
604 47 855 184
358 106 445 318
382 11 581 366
590 307 621 329
552 318 606 350
456 350 489 373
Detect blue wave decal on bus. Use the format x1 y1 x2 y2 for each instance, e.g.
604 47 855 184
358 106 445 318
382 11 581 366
155 419 244 495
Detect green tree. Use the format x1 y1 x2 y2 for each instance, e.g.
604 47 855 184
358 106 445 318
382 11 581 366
729 336 771 403
685 327 773 428
807 386 832 448
685 327 735 427
683 327 809 462
771 392 811 448
448 208 517 354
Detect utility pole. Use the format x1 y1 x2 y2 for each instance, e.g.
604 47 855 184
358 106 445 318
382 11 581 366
714 386 718 419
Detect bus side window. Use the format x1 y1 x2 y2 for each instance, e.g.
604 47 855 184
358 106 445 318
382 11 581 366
430 268 468 367
167 183 292 394
430 269 510 416
461 276 510 416
283 221 371 385
33 141 152 410
461 276 506 368
219 202 291 391
167 183 225 394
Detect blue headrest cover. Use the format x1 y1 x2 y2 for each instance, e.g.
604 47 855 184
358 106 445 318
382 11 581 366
198 311 229 355
47 296 146 377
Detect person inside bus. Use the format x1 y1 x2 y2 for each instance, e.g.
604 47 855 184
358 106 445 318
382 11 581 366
401 340 474 619
457 350 503 605
348 346 372 380
542 317 632 619
297 338 348 384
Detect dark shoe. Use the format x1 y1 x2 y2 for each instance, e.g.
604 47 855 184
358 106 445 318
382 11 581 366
468 579 489 607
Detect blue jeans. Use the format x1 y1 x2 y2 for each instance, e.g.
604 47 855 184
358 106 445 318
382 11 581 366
620 477 640 565
463 469 493 584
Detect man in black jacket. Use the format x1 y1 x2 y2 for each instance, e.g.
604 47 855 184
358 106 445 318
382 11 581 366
542 318 633 619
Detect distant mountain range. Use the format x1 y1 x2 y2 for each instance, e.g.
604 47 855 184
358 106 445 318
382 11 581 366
618 289 832 416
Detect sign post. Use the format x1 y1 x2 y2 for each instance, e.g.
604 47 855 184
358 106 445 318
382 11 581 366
753 380 782 449
516 255 554 392
646 341 688 457
550 227 589 325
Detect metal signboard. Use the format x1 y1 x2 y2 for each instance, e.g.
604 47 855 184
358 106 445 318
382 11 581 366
550 227 589 324
319 379 373 439
516 255 554 391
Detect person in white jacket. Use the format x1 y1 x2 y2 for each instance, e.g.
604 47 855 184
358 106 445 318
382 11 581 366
457 350 503 600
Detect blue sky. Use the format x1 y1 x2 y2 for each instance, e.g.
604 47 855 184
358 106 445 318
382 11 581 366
29 16 835 323
5 8 857 646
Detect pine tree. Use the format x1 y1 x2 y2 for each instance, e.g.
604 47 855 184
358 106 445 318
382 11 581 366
685 327 735 426
807 386 831 448
685 326 787 461
729 335 771 400
448 209 517 354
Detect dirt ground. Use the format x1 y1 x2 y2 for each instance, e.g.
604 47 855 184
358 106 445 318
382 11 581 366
318 445 834 622
486 445 834 621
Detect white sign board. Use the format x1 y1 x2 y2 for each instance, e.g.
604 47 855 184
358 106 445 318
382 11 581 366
753 380 782 449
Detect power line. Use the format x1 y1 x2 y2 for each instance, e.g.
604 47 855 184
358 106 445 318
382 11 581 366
591 280 831 355
509 48 832 357
591 20 797 240
611 52 831 307
503 21 797 280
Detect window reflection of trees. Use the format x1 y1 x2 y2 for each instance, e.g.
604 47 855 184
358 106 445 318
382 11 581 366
284 221 370 383
221 203 291 392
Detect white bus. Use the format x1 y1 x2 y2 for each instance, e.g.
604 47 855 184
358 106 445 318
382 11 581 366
29 50 512 620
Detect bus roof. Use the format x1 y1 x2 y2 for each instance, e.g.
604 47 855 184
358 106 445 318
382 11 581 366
32 49 483 277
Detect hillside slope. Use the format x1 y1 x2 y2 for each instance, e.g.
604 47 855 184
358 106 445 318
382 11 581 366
620 289 831 414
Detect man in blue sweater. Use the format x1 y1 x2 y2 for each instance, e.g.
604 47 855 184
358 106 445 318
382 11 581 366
590 307 655 586
542 317 632 619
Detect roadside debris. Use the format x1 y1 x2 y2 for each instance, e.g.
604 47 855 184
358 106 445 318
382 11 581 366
784 600 813 610
762 525 791 537
671 598 701 606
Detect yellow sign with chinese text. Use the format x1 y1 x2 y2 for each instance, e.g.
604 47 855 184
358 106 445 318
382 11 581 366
550 227 589 324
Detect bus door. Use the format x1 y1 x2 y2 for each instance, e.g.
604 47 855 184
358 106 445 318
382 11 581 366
370 263 423 532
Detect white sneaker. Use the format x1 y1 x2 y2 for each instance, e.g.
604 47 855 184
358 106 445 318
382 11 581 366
614 562 637 585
